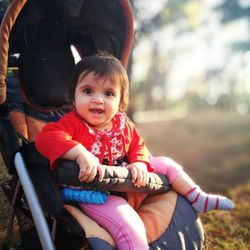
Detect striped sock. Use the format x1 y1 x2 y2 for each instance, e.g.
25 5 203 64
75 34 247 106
185 187 234 213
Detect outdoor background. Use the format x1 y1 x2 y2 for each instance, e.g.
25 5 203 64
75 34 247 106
1 0 250 249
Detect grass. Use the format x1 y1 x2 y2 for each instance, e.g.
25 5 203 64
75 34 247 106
201 183 250 250
0 110 250 249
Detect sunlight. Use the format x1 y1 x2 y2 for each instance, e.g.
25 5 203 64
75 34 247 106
70 45 81 64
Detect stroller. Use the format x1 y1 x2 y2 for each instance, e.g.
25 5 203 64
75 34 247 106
0 0 204 249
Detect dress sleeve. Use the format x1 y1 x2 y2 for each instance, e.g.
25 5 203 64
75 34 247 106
35 112 80 168
125 118 154 172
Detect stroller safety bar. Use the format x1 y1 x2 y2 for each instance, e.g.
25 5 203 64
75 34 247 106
14 152 56 250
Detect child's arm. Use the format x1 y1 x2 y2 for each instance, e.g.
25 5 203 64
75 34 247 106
124 116 152 187
61 144 105 183
35 112 104 183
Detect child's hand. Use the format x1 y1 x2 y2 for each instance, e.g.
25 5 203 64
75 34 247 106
61 144 105 183
76 149 105 183
127 162 149 187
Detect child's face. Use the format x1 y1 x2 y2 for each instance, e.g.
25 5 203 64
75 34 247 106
74 71 121 129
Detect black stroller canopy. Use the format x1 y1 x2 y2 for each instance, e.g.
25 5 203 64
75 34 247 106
1 0 134 110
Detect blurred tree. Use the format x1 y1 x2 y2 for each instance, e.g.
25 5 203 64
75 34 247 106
215 0 250 23
129 0 200 115
130 0 250 115
215 0 250 52
213 0 250 111
133 0 193 35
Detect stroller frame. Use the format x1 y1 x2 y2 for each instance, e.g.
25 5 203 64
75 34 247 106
14 152 55 249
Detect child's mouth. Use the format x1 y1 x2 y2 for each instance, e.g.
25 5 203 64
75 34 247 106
90 108 104 114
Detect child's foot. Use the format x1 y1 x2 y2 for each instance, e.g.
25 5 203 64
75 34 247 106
185 187 234 213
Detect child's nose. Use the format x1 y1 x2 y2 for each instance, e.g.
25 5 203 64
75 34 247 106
93 95 104 104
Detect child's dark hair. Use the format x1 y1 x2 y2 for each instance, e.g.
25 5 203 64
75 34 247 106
71 51 129 112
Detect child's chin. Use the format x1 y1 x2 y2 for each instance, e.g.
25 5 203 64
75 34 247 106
89 120 104 128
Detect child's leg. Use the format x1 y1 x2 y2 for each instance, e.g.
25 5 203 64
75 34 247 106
149 156 234 213
149 156 183 184
79 195 148 250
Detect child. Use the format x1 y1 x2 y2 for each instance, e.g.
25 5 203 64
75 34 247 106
35 52 234 250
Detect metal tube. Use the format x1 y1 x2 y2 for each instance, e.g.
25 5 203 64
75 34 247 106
14 152 56 250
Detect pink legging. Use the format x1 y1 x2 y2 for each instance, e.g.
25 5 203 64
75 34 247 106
79 156 182 250
149 156 182 184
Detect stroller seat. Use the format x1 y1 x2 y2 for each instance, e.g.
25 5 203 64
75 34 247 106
0 1 204 249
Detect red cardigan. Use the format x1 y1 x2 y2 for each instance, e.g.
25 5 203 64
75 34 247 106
35 111 153 171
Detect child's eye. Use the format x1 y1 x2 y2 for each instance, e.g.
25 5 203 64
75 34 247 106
105 90 114 97
83 88 92 94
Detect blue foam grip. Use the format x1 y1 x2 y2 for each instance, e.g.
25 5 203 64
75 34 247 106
62 188 108 204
